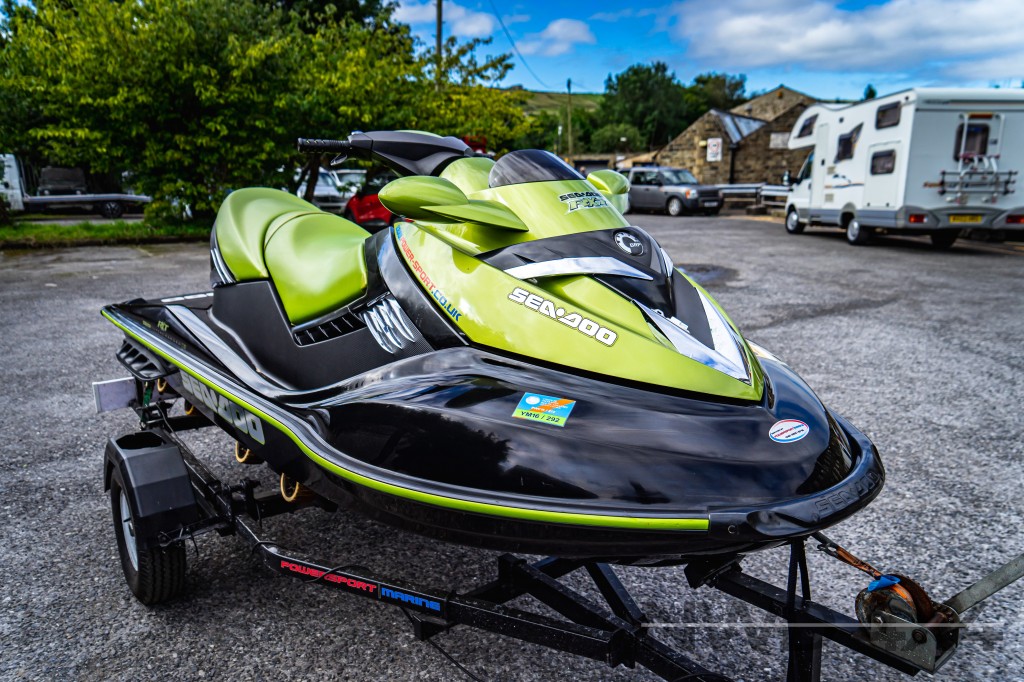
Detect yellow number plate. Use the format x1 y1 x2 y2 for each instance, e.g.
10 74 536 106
949 214 983 224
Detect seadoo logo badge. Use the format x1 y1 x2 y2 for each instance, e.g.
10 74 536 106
769 419 809 444
180 373 265 444
613 231 645 256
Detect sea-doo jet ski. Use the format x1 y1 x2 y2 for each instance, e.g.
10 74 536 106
101 131 883 564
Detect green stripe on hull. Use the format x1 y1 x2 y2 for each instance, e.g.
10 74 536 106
102 308 710 532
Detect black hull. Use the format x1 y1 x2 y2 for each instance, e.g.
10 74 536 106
104 295 884 563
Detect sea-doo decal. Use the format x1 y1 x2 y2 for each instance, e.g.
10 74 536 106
558 190 608 213
769 419 809 444
180 372 265 444
513 392 577 427
395 225 462 322
508 287 617 346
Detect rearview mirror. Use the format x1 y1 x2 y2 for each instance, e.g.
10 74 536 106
378 176 468 221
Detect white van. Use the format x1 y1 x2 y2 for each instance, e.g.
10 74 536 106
784 88 1023 247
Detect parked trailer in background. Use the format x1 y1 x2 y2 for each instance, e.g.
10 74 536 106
2 154 151 219
784 88 1023 248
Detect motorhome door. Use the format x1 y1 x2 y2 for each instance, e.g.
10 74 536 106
863 142 900 210
810 123 829 220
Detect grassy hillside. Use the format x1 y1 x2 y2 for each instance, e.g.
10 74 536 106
523 90 603 116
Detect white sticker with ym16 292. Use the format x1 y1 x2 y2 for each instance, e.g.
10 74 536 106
508 287 617 346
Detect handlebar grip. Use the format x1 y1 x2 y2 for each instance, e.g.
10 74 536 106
297 138 350 153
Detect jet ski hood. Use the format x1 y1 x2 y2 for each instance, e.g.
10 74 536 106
380 149 762 401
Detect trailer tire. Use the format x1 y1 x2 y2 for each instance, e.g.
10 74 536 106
845 218 871 246
109 468 186 605
930 231 958 250
98 200 125 219
666 197 684 217
785 208 805 234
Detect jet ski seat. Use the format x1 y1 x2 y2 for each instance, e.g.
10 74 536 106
214 188 371 324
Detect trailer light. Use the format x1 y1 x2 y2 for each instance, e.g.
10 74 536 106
1007 215 1024 224
908 214 927 224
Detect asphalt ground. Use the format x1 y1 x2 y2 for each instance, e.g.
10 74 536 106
1 216 1022 682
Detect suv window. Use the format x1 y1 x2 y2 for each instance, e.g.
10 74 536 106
631 170 660 186
660 169 699 185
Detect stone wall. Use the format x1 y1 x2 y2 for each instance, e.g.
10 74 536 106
731 86 815 121
655 111 735 185
730 105 811 184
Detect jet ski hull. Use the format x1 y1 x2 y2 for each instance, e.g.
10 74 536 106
103 302 883 564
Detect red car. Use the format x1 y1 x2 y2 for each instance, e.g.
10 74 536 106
343 168 397 232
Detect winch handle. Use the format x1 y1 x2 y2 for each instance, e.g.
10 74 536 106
943 552 1024 616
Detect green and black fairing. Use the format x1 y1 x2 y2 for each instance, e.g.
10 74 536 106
101 130 884 563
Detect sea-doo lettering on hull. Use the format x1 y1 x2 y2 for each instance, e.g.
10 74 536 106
180 373 265 444
508 287 617 346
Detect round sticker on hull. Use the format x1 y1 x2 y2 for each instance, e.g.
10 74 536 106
769 419 809 443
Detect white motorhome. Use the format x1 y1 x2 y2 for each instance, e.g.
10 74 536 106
784 88 1022 247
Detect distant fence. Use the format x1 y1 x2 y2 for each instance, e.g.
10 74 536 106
714 183 790 210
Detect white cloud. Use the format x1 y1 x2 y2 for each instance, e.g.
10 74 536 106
666 0 1024 85
394 1 497 39
517 18 597 57
590 9 634 22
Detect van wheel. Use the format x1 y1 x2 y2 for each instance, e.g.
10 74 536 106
98 201 124 219
110 469 186 604
930 232 958 249
846 218 871 245
785 208 805 234
666 197 684 217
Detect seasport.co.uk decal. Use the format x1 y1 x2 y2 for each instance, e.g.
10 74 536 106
769 419 809 444
395 225 462 323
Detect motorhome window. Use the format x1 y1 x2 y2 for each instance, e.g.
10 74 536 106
870 150 896 175
834 124 863 162
797 152 813 182
489 149 584 188
875 103 901 129
796 114 817 138
953 123 990 162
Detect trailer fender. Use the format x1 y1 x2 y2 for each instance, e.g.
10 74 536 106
103 431 199 550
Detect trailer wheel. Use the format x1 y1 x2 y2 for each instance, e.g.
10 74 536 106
845 218 871 246
785 208 805 234
98 200 125 219
930 231 958 250
666 197 684 217
109 469 186 604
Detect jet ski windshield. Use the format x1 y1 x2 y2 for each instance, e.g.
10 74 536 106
489 150 584 188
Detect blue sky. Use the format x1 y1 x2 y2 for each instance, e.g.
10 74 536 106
395 0 1024 100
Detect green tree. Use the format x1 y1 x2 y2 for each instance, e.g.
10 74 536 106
684 72 749 113
598 62 687 151
0 0 528 218
863 84 878 100
591 123 643 153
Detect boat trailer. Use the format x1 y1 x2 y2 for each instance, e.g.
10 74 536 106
100 394 1024 682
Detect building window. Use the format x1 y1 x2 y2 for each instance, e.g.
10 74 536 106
834 124 863 162
875 103 901 129
953 123 990 162
796 114 817 138
870 150 896 175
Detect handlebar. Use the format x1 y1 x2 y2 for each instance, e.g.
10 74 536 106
296 138 351 154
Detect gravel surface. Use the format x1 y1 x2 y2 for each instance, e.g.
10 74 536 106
1 218 1021 682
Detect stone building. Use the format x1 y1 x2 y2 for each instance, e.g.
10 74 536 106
656 86 817 185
